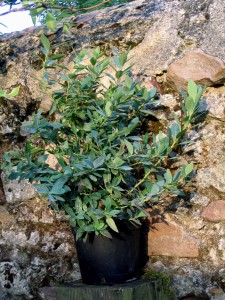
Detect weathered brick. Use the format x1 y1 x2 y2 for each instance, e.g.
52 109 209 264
148 218 199 257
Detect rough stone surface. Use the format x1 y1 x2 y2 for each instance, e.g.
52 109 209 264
0 262 31 296
0 221 80 299
172 267 205 298
201 201 225 222
0 0 225 299
148 217 199 257
0 98 24 141
167 49 225 90
190 193 211 207
1 172 37 203
204 86 225 121
0 206 15 226
197 163 225 194
0 0 225 140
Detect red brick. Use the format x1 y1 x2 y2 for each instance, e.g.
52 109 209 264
148 218 199 257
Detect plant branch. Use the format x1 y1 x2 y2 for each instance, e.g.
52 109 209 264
0 0 110 17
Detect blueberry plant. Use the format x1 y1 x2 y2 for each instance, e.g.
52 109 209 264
1 41 203 240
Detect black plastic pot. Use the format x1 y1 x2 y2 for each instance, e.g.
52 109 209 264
72 220 141 285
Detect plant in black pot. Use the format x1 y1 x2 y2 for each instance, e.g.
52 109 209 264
1 44 203 285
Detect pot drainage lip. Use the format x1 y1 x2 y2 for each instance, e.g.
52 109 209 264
125 277 138 283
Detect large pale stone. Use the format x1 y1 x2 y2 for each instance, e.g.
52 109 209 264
2 230 28 247
173 268 204 299
1 172 36 203
201 201 225 222
197 162 225 193
148 218 199 257
167 49 225 91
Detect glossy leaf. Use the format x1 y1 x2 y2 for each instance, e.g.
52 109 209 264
185 162 193 176
187 80 197 100
124 139 133 155
106 217 119 233
46 12 57 31
40 34 50 54
93 157 105 169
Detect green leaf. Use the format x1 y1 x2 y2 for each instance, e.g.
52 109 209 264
165 169 173 184
128 136 142 141
124 139 133 155
90 57 97 66
82 178 93 190
105 101 112 116
173 170 181 182
95 222 105 230
40 34 50 54
0 90 6 97
118 52 127 68
103 173 111 184
93 156 105 168
25 142 31 156
106 217 119 233
51 201 60 211
115 70 123 79
101 230 112 239
29 9 37 25
173 113 181 130
196 85 203 102
169 123 180 142
113 157 124 167
185 162 193 176
8 172 19 180
145 180 152 192
46 12 57 31
49 102 57 115
112 175 122 186
118 165 132 171
109 210 121 216
185 96 195 115
104 196 112 211
89 174 97 182
63 23 71 35
148 88 157 99
34 184 49 194
180 88 187 100
140 110 155 116
150 184 159 196
50 177 69 195
6 86 20 98
64 167 73 175
187 80 197 100
64 205 76 217
125 76 133 88
128 117 140 129
48 54 64 60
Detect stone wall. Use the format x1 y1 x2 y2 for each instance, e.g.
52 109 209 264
0 0 225 299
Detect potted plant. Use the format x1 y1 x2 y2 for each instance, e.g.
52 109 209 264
1 44 203 285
